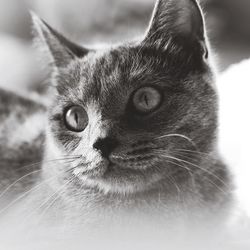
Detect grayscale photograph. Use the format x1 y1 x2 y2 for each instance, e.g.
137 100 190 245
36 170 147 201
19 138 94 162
0 0 249 249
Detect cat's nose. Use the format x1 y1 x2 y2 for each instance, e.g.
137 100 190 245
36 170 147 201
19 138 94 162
93 137 119 159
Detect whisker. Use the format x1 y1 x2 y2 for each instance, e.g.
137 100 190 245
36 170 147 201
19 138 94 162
173 149 211 158
154 154 195 181
166 175 181 195
0 163 77 216
176 158 229 190
203 178 228 195
163 161 227 196
0 177 57 216
157 151 230 191
163 158 195 183
156 154 191 172
16 161 43 172
171 151 202 162
0 157 80 201
32 177 75 224
17 156 81 171
167 155 225 194
154 133 198 150
0 169 43 201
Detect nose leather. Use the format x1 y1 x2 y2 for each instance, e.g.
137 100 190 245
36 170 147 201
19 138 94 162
93 137 119 159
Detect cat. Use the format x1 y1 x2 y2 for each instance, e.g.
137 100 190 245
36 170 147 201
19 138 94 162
0 0 233 239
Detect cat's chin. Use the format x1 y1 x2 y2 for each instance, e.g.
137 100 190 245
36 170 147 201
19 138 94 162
74 162 163 195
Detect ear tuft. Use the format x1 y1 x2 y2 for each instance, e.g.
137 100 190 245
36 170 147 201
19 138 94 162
30 11 89 68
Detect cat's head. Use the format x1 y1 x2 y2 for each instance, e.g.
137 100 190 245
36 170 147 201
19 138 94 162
32 0 218 195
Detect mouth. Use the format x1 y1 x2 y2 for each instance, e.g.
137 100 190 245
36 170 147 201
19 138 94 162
72 149 159 181
73 159 115 178
73 156 154 179
71 155 165 194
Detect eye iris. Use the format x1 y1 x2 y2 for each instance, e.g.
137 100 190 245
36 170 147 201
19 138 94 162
65 106 88 132
133 87 161 113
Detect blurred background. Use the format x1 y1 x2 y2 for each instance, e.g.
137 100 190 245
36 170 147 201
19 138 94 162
1 0 250 93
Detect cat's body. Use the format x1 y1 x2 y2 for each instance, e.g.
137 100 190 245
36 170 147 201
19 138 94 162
0 0 233 238
0 89 45 204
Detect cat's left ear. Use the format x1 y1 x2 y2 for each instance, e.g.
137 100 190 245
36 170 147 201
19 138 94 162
31 12 89 68
143 0 208 59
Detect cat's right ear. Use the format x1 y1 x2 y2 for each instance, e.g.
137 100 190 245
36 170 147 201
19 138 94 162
30 11 89 68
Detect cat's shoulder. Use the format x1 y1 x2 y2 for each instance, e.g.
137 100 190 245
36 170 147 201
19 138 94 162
0 88 46 193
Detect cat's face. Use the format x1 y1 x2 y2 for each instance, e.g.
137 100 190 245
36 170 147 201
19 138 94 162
34 0 217 195
47 46 216 194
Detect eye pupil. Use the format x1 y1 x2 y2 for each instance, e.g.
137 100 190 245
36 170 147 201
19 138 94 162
74 113 78 124
144 94 149 106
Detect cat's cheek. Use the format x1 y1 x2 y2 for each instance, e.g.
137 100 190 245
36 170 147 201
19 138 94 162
46 128 66 155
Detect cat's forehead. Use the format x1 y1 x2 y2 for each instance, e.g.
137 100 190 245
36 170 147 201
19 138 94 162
58 46 165 103
77 46 156 87
57 44 208 108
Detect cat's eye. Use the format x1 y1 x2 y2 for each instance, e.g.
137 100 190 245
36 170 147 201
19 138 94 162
132 87 162 114
64 106 88 132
